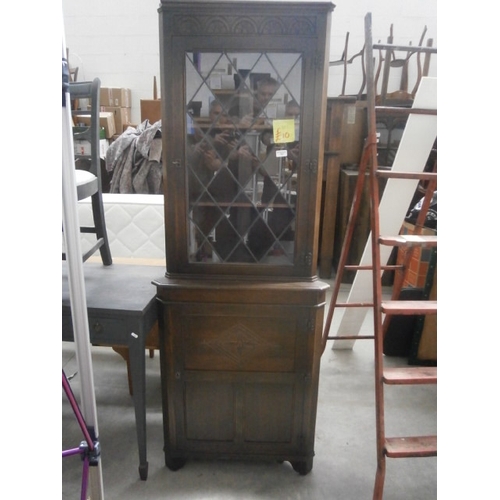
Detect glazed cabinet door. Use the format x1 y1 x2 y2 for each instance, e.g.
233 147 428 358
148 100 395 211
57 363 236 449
159 0 334 279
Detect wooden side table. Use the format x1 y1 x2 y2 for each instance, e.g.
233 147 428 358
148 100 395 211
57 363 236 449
62 262 164 480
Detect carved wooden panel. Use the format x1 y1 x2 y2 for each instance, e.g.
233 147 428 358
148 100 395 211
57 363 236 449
172 14 317 36
181 306 298 372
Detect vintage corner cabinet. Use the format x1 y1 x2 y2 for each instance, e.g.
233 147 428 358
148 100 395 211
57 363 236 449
154 0 334 475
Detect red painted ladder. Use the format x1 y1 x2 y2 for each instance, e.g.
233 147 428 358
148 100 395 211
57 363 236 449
321 12 437 499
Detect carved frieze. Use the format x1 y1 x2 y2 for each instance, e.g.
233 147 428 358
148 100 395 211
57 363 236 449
173 14 316 36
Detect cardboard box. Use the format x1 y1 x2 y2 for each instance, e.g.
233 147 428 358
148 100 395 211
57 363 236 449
140 99 161 124
102 106 131 133
73 126 109 157
75 112 116 139
73 125 106 140
100 87 131 107
73 138 109 158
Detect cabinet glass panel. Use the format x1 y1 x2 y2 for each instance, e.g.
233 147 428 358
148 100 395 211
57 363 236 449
185 51 302 264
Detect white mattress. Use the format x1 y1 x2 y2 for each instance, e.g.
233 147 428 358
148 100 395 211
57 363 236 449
76 193 165 260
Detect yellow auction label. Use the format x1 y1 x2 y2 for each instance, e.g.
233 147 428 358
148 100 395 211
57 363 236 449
273 119 295 144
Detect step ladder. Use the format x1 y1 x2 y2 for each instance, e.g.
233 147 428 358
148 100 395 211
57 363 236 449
321 13 437 499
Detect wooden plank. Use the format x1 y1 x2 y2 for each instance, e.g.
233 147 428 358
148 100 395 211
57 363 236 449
319 98 354 278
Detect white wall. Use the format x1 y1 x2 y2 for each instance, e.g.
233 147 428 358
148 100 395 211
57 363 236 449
63 0 161 125
62 0 437 125
327 0 437 96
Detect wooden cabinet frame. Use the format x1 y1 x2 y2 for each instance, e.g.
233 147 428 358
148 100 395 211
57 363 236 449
155 0 334 475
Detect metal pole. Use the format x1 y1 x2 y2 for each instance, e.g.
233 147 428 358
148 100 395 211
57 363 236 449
62 11 104 500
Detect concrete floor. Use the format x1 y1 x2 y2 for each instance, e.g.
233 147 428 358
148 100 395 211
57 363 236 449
62 281 437 500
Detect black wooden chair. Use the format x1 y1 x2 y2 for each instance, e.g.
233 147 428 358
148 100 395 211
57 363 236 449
63 78 112 265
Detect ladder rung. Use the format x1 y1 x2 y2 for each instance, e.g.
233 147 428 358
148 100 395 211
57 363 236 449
379 235 437 247
383 367 437 385
336 302 374 308
385 436 437 458
82 239 104 262
375 106 437 116
375 170 437 181
344 264 402 271
327 335 374 340
80 226 98 234
381 301 437 315
373 43 437 54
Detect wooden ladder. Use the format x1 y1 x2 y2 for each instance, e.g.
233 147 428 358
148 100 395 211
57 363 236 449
321 13 437 499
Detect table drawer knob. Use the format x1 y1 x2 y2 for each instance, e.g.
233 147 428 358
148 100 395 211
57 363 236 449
93 322 103 333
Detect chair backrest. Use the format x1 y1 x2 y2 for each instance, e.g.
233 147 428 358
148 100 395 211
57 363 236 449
70 78 101 178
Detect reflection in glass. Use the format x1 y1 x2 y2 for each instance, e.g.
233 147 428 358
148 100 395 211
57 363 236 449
186 52 302 264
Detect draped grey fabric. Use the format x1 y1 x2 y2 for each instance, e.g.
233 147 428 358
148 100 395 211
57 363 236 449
106 120 163 194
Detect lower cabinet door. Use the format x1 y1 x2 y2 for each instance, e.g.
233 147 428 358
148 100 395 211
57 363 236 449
157 283 326 475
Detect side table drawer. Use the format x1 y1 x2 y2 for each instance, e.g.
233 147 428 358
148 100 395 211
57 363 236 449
62 311 142 346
